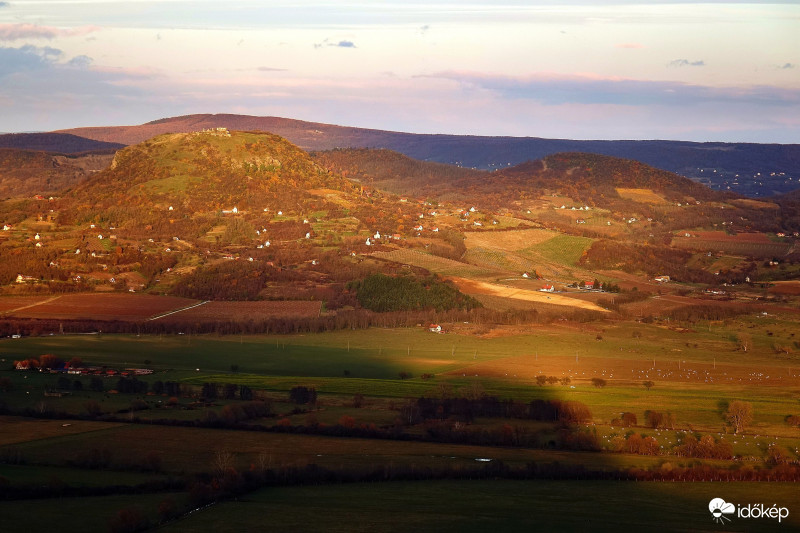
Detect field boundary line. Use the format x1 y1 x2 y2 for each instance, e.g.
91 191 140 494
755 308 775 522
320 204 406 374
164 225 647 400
147 300 209 321
1 295 61 316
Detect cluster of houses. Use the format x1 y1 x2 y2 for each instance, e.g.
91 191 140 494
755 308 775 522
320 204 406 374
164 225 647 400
365 231 402 246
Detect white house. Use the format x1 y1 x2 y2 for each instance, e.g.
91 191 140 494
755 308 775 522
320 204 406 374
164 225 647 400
365 238 372 246
429 324 442 333
540 285 555 292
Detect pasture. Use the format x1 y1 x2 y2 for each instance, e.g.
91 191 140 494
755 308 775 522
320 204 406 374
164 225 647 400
160 480 800 533
1 314 800 531
521 234 594 266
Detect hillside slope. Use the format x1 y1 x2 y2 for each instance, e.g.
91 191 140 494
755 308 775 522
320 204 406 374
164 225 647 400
311 148 487 195
59 129 360 239
57 113 800 196
0 149 115 198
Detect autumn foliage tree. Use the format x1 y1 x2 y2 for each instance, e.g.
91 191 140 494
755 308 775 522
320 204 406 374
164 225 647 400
726 401 753 434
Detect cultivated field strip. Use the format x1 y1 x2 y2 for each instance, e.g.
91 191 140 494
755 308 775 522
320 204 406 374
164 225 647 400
370 249 499 277
155 300 323 321
6 293 198 321
463 247 538 274
464 228 557 252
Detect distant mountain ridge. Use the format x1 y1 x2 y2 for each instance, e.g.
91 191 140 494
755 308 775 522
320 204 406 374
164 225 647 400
0 148 115 198
51 114 799 197
0 132 124 154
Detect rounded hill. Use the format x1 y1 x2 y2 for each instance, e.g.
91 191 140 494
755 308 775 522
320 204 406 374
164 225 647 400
61 130 358 231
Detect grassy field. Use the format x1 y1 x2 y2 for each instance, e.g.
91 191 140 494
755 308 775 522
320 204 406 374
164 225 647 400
525 234 594 266
1 315 799 530
464 228 557 252
161 479 800 533
5 419 664 475
0 492 186 533
616 187 668 204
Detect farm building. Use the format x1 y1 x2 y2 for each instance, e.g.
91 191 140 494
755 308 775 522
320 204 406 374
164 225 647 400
655 276 670 283
429 324 442 333
540 285 555 292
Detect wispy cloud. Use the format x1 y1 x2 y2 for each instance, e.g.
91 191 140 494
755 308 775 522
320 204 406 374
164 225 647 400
0 23 101 41
313 38 357 49
778 63 795 70
257 66 288 72
615 43 643 49
0 2 9 8
668 59 705 68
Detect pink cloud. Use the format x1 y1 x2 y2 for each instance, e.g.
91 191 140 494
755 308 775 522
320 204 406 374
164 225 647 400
0 23 102 41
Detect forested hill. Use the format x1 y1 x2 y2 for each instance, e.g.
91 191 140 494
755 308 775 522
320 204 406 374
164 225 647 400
493 152 726 202
313 149 727 207
56 113 800 197
311 148 486 195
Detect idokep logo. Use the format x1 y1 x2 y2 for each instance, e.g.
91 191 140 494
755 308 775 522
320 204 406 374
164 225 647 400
709 498 790 525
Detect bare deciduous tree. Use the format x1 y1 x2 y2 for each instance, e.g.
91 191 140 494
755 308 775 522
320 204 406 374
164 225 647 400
212 449 235 477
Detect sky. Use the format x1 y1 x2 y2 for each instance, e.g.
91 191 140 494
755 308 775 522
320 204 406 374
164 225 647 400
0 1 798 142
